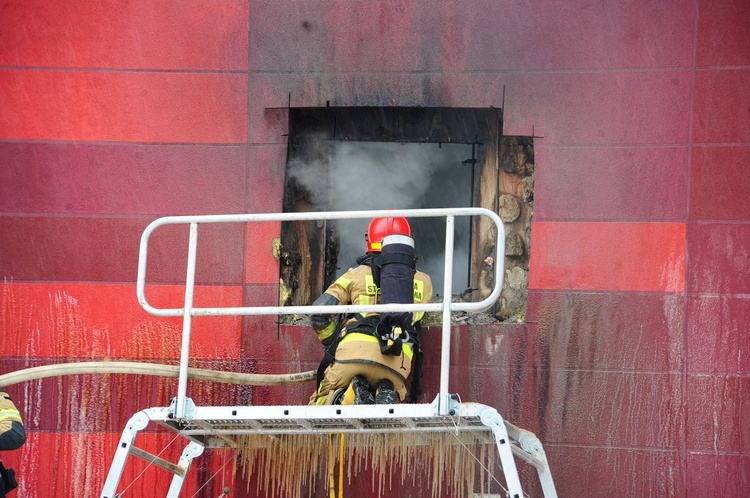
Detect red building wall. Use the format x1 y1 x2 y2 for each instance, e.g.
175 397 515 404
1 1 748 496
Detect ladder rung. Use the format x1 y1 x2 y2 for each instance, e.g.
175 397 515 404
130 445 186 477
510 444 550 470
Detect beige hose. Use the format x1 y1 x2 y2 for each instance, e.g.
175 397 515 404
0 361 316 388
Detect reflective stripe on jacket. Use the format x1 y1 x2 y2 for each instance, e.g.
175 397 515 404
314 264 433 339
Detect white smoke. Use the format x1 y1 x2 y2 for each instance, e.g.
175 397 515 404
288 140 473 295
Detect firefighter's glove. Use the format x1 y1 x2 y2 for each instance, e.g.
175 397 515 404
311 293 341 344
0 461 17 496
314 320 336 345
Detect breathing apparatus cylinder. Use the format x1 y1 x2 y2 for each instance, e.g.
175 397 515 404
378 234 417 333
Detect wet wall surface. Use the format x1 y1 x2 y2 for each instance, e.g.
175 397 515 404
1 0 749 496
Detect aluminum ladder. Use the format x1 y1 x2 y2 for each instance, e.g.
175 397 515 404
100 208 557 498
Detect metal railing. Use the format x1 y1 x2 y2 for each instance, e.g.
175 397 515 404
136 208 505 418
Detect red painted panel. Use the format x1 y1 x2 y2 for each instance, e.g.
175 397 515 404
238 286 310 407
509 370 682 448
249 107 289 145
529 222 686 292
535 145 688 221
0 216 245 284
502 70 692 144
459 0 694 71
423 316 679 428
241 323 321 406
249 0 694 72
6 432 231 497
247 75 295 145
697 0 750 67
246 146 286 213
457 365 513 417
1 282 241 359
687 223 750 294
243 320 318 365
250 70 692 145
687 375 750 452
457 324 515 368
250 71 422 114
688 296 750 375
687 453 750 498
249 375 318 407
408 325 463 403
693 69 750 144
420 320 685 451
241 283 281 309
0 70 247 143
241 284 283 359
296 70 692 144
408 325 479 403
245 221 280 284
249 70 465 117
0 142 247 215
690 146 750 221
249 370 320 407
250 1 429 73
545 446 684 498
0 0 247 70
526 291 685 373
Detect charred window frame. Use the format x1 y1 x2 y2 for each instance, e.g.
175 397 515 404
278 107 533 322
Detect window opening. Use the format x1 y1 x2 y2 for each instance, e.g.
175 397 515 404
278 107 534 323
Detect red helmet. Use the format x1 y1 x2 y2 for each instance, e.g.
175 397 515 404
366 217 411 252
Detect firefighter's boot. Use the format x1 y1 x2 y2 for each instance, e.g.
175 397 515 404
341 375 375 405
375 379 399 404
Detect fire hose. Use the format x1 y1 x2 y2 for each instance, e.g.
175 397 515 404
0 361 316 388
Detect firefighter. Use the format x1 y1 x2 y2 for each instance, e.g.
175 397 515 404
309 216 433 405
0 391 24 452
0 390 24 497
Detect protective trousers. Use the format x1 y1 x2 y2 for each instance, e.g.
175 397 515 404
310 333 413 405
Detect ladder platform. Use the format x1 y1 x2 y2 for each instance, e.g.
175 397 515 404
150 399 495 442
102 210 557 497
103 396 557 498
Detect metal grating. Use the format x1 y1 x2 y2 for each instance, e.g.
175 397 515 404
149 401 492 442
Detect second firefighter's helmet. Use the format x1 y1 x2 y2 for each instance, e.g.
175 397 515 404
366 216 411 253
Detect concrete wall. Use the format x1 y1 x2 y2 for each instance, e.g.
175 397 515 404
1 1 748 496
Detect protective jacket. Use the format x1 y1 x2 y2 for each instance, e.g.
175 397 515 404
310 258 433 405
0 391 25 451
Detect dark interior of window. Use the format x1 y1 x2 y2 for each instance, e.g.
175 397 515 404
279 107 505 311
